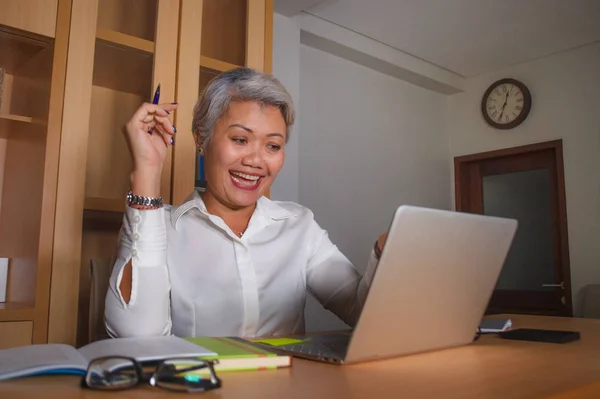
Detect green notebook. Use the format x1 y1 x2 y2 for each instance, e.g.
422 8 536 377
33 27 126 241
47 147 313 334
185 337 292 372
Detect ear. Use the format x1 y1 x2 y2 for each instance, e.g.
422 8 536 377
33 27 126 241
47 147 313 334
193 132 204 152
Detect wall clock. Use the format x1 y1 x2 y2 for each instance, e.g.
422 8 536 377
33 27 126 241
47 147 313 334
481 78 531 129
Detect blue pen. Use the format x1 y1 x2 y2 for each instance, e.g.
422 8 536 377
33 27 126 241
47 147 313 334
152 83 161 105
148 83 161 134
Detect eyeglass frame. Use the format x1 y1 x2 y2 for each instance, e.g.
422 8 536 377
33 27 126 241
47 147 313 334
80 355 222 393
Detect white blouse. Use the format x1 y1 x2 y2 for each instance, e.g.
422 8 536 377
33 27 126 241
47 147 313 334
105 190 379 338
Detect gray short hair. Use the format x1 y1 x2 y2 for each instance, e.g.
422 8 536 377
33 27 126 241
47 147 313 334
192 67 295 150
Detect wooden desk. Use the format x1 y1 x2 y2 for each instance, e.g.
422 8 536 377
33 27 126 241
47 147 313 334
2 315 600 399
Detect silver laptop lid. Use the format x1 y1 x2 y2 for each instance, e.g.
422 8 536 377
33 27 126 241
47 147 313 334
345 205 517 364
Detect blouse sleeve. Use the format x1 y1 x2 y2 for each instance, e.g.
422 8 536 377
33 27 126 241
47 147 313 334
104 206 172 337
305 217 379 327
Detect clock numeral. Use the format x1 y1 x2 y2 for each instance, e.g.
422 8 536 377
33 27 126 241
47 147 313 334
487 106 495 111
512 112 517 117
495 89 501 96
487 97 496 103
516 97 523 103
491 111 498 119
515 105 522 111
504 115 509 123
501 85 507 93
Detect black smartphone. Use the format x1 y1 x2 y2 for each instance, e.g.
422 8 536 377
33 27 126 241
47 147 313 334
499 328 580 344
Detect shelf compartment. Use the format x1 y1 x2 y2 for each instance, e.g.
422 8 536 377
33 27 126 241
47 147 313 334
201 0 247 67
85 86 141 203
0 28 50 74
97 0 157 42
96 28 154 53
84 197 124 213
92 39 153 97
0 114 38 139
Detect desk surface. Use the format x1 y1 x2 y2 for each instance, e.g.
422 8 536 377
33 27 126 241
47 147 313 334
2 314 600 399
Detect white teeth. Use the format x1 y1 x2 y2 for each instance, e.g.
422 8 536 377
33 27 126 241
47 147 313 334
231 175 258 186
231 171 260 181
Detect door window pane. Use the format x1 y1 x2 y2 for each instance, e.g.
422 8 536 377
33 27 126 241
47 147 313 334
482 169 555 291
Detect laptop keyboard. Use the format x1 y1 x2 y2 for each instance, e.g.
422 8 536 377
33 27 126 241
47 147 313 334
280 333 351 360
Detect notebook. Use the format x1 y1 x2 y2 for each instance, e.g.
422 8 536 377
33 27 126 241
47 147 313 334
185 337 291 372
0 335 216 381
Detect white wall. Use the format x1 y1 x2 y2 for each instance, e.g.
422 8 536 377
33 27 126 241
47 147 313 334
447 42 600 315
299 45 452 330
270 13 300 203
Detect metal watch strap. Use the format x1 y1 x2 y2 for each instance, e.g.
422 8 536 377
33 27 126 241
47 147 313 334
126 191 164 208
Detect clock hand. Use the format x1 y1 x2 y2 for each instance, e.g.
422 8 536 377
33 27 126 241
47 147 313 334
498 89 510 121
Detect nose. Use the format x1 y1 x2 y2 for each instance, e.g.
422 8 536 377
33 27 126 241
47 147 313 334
241 145 264 169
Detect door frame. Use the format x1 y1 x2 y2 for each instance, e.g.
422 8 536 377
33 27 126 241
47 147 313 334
454 139 572 316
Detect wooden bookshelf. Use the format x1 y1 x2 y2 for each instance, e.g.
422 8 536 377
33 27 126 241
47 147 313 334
0 0 70 348
0 0 274 349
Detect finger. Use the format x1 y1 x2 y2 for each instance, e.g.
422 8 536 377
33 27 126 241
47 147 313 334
154 115 176 135
152 123 173 147
133 102 174 123
159 102 178 112
144 120 156 134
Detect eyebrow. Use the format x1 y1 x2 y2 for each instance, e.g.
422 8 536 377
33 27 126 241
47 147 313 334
228 124 285 139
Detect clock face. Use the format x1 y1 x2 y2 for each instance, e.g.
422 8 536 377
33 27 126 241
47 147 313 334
481 78 531 129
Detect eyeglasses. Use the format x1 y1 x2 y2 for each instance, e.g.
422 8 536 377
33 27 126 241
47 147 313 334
81 356 222 393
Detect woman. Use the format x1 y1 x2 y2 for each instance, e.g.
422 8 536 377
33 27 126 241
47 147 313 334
105 67 387 338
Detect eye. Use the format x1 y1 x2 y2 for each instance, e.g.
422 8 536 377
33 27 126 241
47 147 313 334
267 144 281 152
232 137 247 145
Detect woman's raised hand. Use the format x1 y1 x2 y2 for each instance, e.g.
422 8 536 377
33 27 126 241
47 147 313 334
122 102 178 197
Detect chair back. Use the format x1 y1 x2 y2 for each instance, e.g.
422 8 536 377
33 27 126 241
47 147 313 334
89 258 113 342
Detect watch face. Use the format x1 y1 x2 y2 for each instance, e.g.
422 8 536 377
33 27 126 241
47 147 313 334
482 78 531 129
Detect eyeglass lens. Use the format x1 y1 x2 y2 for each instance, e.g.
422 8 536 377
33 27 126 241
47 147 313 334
85 357 138 390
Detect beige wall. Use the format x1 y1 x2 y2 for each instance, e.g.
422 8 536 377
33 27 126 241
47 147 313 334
447 42 600 315
298 44 451 331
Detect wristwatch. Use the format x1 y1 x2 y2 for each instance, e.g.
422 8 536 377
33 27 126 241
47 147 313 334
126 191 164 208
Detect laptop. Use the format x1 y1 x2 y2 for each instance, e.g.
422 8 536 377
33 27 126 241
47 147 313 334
273 205 518 364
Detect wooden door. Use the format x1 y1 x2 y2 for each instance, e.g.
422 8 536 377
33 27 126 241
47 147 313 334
455 140 572 316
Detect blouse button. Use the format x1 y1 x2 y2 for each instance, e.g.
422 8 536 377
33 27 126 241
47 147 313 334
131 248 138 257
134 215 141 223
133 233 140 241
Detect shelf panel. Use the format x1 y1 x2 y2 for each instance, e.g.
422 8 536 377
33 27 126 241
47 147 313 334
0 302 35 322
200 56 240 73
96 28 154 53
0 28 50 74
0 114 33 124
84 197 124 213
93 39 153 97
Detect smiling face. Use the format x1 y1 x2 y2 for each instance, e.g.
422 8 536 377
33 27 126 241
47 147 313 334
198 101 286 212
